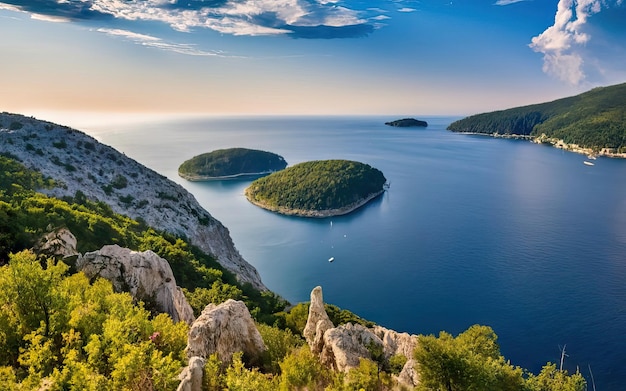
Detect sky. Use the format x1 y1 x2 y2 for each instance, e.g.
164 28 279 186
1 0 625 121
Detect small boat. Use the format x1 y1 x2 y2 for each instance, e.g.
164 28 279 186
328 257 334 263
587 155 597 160
583 161 595 166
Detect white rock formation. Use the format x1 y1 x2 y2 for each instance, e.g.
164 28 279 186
321 323 383 372
304 286 420 388
77 244 195 324
186 299 266 365
176 356 205 391
31 227 79 260
0 113 265 290
303 286 334 354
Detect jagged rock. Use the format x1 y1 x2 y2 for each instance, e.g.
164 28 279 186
321 323 383 372
0 113 266 291
303 286 334 354
176 356 205 391
186 299 266 365
31 227 79 261
76 244 195 324
372 325 418 360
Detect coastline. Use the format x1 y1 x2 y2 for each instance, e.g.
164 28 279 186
178 171 273 181
244 189 386 218
454 131 626 158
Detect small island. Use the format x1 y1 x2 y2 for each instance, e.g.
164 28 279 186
385 118 428 127
244 159 387 217
178 148 287 181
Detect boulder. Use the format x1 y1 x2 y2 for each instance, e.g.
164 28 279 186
31 227 79 261
186 299 266 366
321 323 383 372
397 358 420 388
76 244 195 325
176 356 205 391
303 286 334 354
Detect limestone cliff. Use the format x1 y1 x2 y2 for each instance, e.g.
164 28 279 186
0 112 265 290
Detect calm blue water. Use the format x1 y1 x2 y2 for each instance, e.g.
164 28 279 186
84 116 626 388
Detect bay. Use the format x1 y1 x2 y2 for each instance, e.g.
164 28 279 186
83 116 626 388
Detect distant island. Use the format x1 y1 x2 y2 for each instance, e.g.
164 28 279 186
244 159 387 217
385 118 428 127
178 148 287 181
447 82 626 157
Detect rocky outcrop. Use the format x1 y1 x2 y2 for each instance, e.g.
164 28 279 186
176 356 205 391
321 323 383 372
77 244 195 325
304 286 420 388
186 299 266 365
31 227 79 261
303 286 334 354
0 113 265 290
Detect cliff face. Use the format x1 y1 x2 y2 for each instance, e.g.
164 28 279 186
0 113 265 290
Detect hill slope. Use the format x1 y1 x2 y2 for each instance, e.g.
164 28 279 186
178 148 287 180
447 83 626 154
0 113 265 290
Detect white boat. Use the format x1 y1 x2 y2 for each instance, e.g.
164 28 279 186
584 161 595 166
328 257 334 263
587 155 597 160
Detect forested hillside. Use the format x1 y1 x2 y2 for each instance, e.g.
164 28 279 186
178 148 287 180
448 82 626 152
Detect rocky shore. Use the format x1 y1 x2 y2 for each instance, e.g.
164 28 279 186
244 189 385 218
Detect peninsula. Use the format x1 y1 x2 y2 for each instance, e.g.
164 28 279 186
385 118 428 127
447 82 626 157
244 159 387 217
178 148 287 181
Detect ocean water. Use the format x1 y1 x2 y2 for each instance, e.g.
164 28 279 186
83 116 626 388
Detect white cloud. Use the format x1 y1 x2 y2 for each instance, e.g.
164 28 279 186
371 15 391 21
96 27 238 57
30 13 71 23
397 7 416 12
529 0 621 84
494 0 527 5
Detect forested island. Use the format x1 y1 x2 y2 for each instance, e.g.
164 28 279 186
244 159 387 217
448 82 626 156
385 118 428 127
178 148 287 180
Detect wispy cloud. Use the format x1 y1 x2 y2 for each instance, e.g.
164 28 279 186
96 28 238 57
398 8 417 13
494 0 528 5
0 0 375 39
529 0 623 84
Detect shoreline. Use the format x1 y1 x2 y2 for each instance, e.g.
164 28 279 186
453 131 626 158
244 189 386 218
178 171 273 181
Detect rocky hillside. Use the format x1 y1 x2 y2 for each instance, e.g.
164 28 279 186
0 112 265 290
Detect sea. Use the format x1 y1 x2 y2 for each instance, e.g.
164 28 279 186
82 115 626 388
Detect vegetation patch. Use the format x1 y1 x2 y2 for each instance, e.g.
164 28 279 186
178 148 287 180
245 159 386 217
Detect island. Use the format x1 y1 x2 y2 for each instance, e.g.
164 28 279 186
178 148 287 181
447 82 626 157
385 118 428 127
244 159 387 217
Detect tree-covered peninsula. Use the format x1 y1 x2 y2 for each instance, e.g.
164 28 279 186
447 82 626 155
178 148 287 180
245 159 387 217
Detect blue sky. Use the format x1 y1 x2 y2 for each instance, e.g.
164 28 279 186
1 0 625 119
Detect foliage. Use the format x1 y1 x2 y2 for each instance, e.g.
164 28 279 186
525 363 587 391
0 251 188 390
275 302 374 336
246 159 386 212
414 325 586 391
224 352 276 391
257 323 304 373
448 82 626 151
178 148 287 178
278 347 333 391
